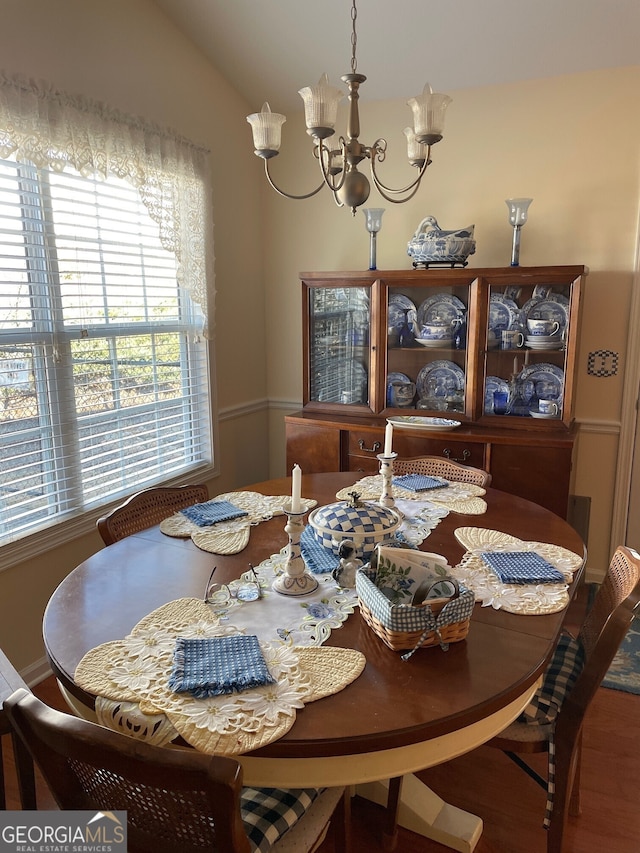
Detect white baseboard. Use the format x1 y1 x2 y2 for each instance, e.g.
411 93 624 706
21 656 53 688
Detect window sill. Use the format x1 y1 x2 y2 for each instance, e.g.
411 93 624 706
0 463 218 572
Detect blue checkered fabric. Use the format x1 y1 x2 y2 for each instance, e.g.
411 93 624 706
241 786 320 853
180 499 248 526
393 474 448 492
168 635 275 698
480 551 565 585
356 567 475 656
518 632 585 829
318 502 394 534
300 525 339 574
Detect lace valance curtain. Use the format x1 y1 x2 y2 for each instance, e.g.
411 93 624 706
0 73 213 317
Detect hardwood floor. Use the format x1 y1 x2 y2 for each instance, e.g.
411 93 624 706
3 677 638 853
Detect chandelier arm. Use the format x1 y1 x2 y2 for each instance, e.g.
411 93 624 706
371 178 424 205
316 139 348 193
369 144 432 195
263 159 326 200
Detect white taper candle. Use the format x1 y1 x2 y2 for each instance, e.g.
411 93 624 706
384 422 393 456
291 463 302 512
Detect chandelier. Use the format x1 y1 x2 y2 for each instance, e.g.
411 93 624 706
246 0 451 215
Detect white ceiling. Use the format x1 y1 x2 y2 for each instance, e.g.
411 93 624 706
153 0 640 113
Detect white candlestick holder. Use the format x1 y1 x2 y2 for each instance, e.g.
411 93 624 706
377 452 398 509
272 505 319 596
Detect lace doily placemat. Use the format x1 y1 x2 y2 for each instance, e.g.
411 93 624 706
449 527 584 614
335 475 487 515
159 491 317 554
75 597 365 755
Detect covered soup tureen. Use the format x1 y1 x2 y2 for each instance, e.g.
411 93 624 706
308 491 402 560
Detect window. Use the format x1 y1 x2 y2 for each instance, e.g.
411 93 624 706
0 157 211 545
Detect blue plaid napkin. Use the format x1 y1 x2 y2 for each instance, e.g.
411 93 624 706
300 525 339 574
168 635 275 698
480 551 565 585
180 499 248 527
393 474 448 492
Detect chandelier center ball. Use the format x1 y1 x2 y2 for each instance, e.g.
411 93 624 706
337 169 370 212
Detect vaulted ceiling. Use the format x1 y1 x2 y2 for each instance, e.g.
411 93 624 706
153 0 640 113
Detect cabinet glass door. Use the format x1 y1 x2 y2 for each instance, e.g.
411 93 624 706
385 281 471 416
483 279 571 422
307 286 371 408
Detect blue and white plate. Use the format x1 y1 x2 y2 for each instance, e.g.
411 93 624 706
386 371 412 405
488 294 519 334
388 294 418 332
416 360 465 399
484 375 510 413
417 293 466 328
387 415 462 432
518 362 565 402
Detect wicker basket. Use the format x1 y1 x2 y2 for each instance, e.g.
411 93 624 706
356 566 475 656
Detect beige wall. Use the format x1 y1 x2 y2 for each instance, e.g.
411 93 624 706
263 67 640 578
1 1 638 673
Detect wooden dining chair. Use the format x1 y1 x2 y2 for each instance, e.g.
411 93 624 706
5 687 350 853
393 455 492 488
488 545 640 853
97 483 209 546
0 649 36 809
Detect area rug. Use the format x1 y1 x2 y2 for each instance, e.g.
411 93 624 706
602 617 640 695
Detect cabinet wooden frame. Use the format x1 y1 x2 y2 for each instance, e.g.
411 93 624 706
300 265 586 431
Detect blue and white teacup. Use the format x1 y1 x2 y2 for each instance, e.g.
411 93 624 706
527 318 560 337
539 399 559 416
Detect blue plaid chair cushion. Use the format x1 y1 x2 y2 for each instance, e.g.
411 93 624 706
241 786 320 853
520 633 585 725
517 632 585 829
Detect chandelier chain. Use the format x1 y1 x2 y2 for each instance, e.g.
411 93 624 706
350 0 358 75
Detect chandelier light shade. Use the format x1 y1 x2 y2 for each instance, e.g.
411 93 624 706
246 0 451 214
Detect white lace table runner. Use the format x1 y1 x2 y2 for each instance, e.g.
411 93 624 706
211 557 359 646
449 527 584 614
75 597 365 755
336 475 487 515
159 491 318 554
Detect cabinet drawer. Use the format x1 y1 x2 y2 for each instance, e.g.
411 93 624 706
347 430 384 457
393 434 486 468
347 429 486 469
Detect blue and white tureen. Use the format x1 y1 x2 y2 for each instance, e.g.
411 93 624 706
308 491 402 560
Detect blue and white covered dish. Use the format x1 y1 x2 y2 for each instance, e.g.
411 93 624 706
407 216 476 267
308 491 402 560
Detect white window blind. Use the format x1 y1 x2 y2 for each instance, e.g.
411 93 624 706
0 157 211 544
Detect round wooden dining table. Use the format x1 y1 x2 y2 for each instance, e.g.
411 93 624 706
43 472 585 852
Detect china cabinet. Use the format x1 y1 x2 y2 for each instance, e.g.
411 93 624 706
286 266 587 518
